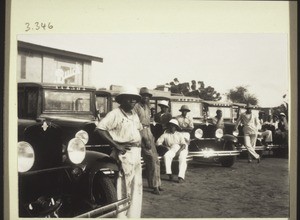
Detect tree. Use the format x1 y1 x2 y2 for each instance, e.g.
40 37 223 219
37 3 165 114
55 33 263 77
165 78 221 101
227 86 258 105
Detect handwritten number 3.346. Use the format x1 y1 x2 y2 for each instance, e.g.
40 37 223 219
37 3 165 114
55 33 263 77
25 22 54 31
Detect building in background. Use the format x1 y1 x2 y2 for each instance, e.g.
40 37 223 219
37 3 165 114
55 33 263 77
17 41 103 86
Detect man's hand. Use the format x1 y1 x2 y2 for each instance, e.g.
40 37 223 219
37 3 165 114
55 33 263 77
176 144 186 157
116 143 132 155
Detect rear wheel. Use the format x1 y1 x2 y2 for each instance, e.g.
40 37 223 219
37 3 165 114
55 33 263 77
92 174 117 205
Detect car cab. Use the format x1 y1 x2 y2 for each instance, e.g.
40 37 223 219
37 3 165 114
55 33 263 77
18 82 129 218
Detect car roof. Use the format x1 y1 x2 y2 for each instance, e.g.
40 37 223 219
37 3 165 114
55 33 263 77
18 82 96 91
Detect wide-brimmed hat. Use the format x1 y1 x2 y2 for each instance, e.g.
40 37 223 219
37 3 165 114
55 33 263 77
158 100 169 108
167 119 180 130
115 86 141 104
179 105 190 112
139 87 152 97
279 112 286 117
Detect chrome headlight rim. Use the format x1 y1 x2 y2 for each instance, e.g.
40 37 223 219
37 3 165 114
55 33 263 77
18 141 35 173
75 130 89 145
194 128 203 139
215 128 224 139
67 137 86 164
232 130 239 137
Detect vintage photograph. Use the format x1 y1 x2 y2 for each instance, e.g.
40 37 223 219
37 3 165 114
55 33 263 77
16 33 290 218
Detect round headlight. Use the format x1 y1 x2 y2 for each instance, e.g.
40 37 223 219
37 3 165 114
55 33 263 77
233 130 239 137
75 130 89 145
67 138 86 164
18 141 35 172
194 128 203 139
215 128 224 138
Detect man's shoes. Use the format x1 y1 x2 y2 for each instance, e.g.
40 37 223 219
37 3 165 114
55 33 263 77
152 187 160 195
257 157 261 163
178 177 185 183
168 174 173 181
158 187 164 191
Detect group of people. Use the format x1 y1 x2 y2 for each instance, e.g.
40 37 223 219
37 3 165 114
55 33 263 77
95 86 193 218
95 85 288 218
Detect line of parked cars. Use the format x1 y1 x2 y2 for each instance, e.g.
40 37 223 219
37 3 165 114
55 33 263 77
17 82 288 217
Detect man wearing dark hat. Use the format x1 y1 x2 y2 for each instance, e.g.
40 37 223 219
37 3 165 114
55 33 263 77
95 86 143 218
234 103 261 163
134 87 162 195
175 105 194 144
156 119 189 183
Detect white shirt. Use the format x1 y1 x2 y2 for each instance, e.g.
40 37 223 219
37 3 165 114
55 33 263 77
97 107 142 144
156 131 187 148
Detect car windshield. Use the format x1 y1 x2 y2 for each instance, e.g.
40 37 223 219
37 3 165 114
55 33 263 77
44 90 91 112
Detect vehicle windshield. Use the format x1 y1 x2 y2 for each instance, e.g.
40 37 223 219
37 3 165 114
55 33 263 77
44 90 91 112
171 102 202 118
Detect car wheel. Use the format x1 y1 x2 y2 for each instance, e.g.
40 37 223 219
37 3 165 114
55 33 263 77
92 174 117 205
220 142 236 167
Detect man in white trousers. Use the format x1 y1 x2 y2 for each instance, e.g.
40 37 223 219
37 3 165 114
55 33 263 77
96 86 143 218
234 103 261 163
156 119 188 183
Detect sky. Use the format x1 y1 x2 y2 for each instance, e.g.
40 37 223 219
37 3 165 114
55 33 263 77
18 33 289 107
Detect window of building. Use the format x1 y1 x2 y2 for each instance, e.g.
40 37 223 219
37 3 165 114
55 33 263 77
55 58 83 85
17 51 42 82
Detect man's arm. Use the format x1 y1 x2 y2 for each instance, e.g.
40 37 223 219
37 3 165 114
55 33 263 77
95 129 128 154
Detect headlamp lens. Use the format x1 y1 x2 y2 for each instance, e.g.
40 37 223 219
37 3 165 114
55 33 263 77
215 128 224 138
194 128 203 139
67 138 86 164
75 130 89 144
18 141 35 172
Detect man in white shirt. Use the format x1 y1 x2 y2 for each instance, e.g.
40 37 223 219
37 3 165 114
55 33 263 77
234 103 261 163
175 105 194 145
95 86 143 218
156 119 188 183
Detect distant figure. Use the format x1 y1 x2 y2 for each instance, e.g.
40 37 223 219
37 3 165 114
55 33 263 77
234 103 261 163
191 80 197 91
276 112 288 144
174 78 180 85
212 109 225 130
198 81 205 90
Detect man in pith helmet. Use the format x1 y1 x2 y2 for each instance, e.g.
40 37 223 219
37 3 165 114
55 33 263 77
95 85 143 218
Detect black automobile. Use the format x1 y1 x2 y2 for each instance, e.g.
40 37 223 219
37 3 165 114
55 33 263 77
188 122 240 167
18 83 129 218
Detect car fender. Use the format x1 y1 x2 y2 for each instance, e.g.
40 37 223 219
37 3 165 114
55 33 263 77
221 134 238 144
81 151 120 202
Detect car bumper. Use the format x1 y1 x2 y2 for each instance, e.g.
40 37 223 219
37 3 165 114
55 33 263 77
75 197 131 218
188 150 240 158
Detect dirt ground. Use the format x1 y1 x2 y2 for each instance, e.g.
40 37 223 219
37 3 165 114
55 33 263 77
141 154 289 218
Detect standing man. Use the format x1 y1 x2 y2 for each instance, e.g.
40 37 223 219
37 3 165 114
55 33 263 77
134 87 162 195
156 119 189 183
95 86 143 218
212 109 225 130
154 100 172 130
175 105 194 144
234 103 261 163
